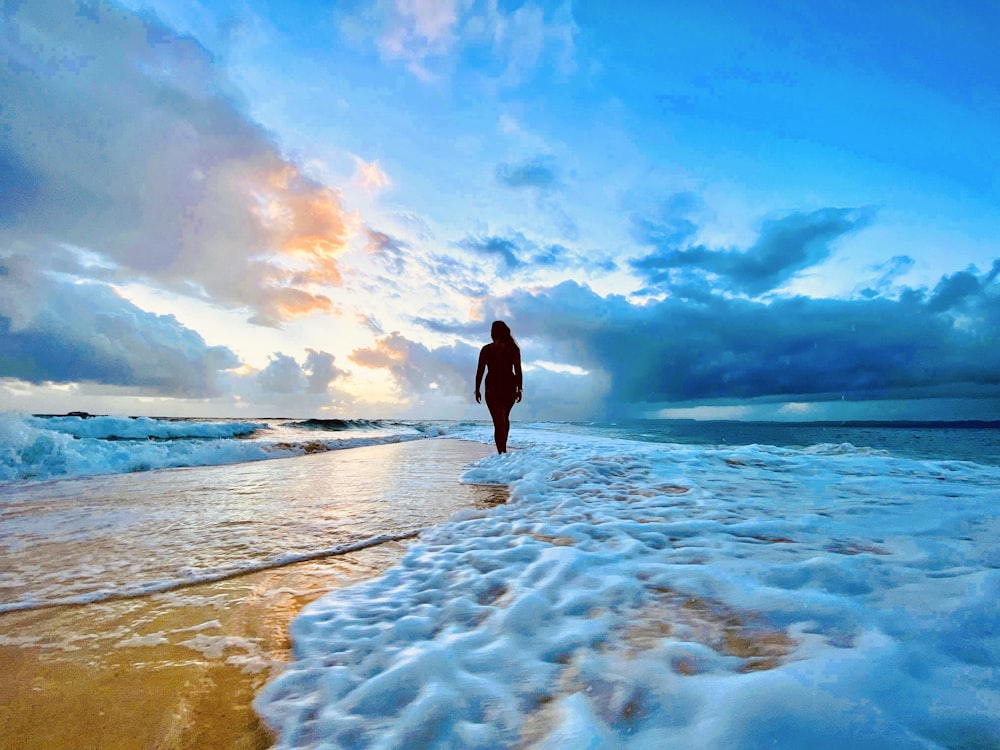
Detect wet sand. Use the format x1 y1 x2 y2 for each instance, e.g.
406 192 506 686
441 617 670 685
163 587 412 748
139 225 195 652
0 439 503 750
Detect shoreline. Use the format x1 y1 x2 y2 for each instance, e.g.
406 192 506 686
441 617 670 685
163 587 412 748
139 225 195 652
0 438 500 750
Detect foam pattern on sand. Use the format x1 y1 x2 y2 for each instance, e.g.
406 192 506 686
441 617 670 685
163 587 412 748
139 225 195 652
255 428 1000 749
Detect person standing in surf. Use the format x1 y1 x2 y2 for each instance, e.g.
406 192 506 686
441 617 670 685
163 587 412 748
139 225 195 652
474 320 523 454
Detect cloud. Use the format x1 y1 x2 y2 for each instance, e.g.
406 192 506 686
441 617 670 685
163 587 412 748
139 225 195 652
0 254 239 396
364 228 410 276
356 312 385 335
987 258 1000 285
350 332 474 396
455 231 605 276
1 0 354 327
496 155 559 189
346 324 613 420
346 0 577 84
304 349 347 393
857 255 916 298
926 267 986 313
347 329 608 419
629 192 703 250
530 243 571 267
457 234 527 271
630 205 873 296
355 157 393 191
485 1 578 85
422 253 491 297
495 154 579 238
324 249 999 419
256 349 346 395
374 0 461 80
479 266 1000 412
257 353 309 394
359 226 494 302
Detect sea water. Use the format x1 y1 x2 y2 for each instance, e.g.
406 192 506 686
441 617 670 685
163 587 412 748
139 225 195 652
1 413 998 747
255 424 999 749
2 414 997 485
0 412 448 483
0 413 463 612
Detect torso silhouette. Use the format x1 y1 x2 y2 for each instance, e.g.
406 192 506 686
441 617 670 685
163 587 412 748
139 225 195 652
481 342 518 400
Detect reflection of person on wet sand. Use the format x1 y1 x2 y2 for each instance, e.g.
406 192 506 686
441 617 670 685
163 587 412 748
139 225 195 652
474 320 522 454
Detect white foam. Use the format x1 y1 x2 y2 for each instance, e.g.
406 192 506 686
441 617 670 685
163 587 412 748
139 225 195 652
255 426 1000 748
0 412 434 484
115 632 170 648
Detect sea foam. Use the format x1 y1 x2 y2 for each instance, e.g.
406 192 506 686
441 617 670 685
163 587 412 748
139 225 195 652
0 413 434 484
255 427 1000 749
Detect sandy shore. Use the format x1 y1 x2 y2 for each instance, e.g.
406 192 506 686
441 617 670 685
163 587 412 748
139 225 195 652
0 439 501 750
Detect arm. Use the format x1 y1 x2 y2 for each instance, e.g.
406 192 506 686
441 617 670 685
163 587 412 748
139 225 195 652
474 346 487 403
514 349 523 403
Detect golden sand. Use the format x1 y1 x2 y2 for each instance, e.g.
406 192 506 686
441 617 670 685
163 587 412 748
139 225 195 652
0 439 499 750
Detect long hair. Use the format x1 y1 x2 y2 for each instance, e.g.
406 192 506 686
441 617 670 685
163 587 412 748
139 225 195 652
491 320 519 351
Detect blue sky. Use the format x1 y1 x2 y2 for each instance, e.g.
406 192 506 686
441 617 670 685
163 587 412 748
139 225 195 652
1 0 998 420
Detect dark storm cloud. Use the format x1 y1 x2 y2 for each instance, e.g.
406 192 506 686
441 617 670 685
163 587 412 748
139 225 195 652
630 205 873 296
0 255 239 396
926 268 987 313
486 263 1000 409
373 255 998 418
496 156 559 190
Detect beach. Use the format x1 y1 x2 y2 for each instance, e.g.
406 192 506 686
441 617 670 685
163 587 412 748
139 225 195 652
2 416 998 749
0 438 498 750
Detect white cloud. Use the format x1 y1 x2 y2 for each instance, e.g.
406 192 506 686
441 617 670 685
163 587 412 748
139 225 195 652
1 0 356 327
374 0 461 79
304 349 347 394
349 0 577 84
355 157 394 192
256 349 347 396
257 353 308 394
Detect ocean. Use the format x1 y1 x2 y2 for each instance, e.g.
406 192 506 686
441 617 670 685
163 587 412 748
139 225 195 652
2 412 998 748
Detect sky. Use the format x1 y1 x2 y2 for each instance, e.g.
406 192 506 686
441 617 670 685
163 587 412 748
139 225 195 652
2 0 999 422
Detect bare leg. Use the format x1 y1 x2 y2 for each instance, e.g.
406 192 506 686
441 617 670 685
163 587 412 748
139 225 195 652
501 401 516 452
486 398 511 453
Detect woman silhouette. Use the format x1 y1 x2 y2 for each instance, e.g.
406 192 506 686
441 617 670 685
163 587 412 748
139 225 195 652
474 320 522 454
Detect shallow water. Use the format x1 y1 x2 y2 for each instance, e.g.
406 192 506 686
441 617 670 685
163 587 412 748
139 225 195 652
0 439 497 750
1 439 498 612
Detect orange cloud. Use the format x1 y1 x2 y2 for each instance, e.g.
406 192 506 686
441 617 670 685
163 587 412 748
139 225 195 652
248 162 358 318
356 158 393 191
350 335 405 369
